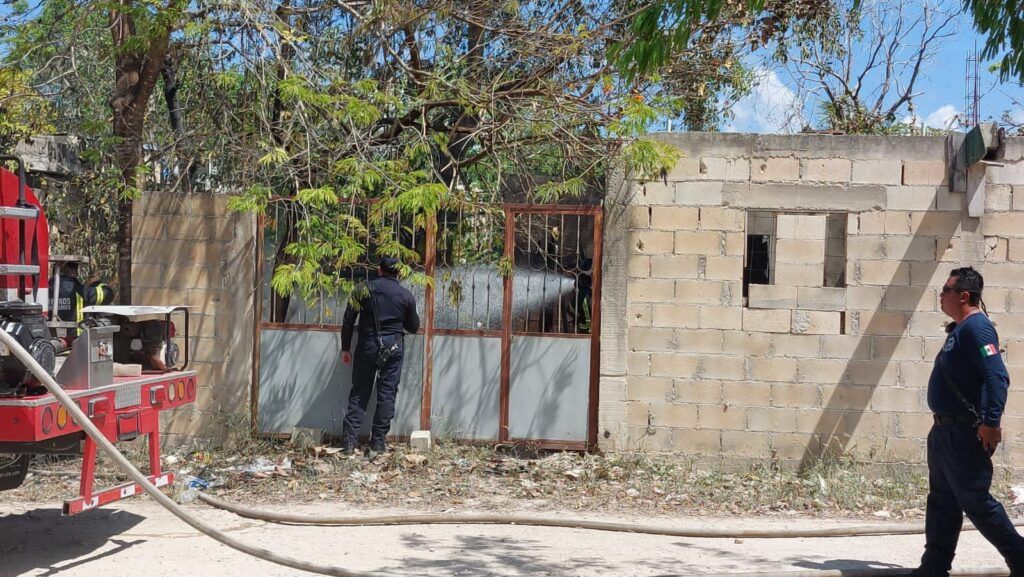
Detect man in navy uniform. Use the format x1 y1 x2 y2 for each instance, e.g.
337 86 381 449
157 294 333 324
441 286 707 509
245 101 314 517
340 256 420 458
914 266 1024 575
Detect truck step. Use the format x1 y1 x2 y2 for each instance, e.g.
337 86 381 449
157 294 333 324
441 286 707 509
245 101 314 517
0 264 40 275
0 206 39 220
49 255 89 264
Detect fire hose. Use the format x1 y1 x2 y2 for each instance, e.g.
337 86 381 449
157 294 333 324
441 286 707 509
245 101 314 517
2 328 1013 576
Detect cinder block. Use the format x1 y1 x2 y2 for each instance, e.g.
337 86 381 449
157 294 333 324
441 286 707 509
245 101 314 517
633 181 676 205
985 185 1013 212
652 403 699 427
820 335 871 359
673 329 725 353
797 359 850 383
771 383 821 408
674 231 723 255
675 280 725 304
410 430 432 451
752 157 800 182
846 286 884 309
704 256 743 280
629 230 674 254
856 260 911 286
670 429 721 453
848 310 909 336
776 239 826 264
666 157 701 180
856 211 885 234
981 263 1024 288
846 236 884 260
909 212 961 236
651 207 699 230
777 214 827 240
627 279 675 302
908 312 951 337
1009 238 1024 263
674 380 723 403
1015 185 1024 211
883 286 937 312
650 353 699 378
802 158 852 182
772 334 822 357
884 211 911 234
884 237 936 261
628 327 677 352
699 157 750 181
886 186 937 211
720 430 772 457
723 381 771 406
742 308 791 333
627 303 652 327
747 407 797 431
772 432 818 460
987 161 1024 185
775 263 824 287
869 387 922 412
797 287 847 311
699 306 742 330
872 336 925 361
852 160 902 184
650 255 700 279
651 304 699 328
723 332 773 356
626 205 651 229
628 352 651 376
902 161 949 186
986 236 1009 262
937 188 965 211
983 213 1024 236
699 207 745 231
747 284 798 309
846 360 899 386
750 357 798 382
698 405 747 430
627 255 650 278
700 355 746 380
791 310 840 335
675 182 725 205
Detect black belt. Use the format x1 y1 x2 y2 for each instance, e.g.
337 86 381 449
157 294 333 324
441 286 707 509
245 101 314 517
933 413 976 425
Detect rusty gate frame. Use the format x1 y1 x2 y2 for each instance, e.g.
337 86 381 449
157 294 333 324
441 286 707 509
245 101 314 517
251 202 604 451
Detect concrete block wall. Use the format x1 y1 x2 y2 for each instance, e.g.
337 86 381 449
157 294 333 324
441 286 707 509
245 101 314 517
600 133 1024 469
133 192 256 443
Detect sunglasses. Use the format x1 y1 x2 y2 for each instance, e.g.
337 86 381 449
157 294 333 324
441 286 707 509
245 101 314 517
940 286 960 295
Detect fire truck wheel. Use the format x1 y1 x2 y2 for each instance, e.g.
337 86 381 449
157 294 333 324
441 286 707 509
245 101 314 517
0 453 29 491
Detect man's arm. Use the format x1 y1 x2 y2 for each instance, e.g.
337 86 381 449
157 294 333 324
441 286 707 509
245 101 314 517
966 319 1010 427
404 292 421 334
340 300 359 352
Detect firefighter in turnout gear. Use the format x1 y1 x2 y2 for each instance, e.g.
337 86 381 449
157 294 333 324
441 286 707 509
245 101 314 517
51 261 114 346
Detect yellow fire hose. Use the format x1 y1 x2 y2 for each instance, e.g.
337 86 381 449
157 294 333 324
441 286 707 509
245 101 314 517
3 329 1013 577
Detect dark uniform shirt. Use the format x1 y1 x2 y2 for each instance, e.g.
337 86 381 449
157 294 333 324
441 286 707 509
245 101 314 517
928 312 1010 426
340 276 420 352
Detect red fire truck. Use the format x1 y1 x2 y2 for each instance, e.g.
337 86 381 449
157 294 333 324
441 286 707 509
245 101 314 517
0 154 196 515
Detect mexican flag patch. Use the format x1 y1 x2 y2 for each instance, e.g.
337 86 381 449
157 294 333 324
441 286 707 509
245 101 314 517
981 343 999 357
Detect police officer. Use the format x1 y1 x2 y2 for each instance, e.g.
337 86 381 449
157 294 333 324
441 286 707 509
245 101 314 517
914 267 1024 576
340 257 420 458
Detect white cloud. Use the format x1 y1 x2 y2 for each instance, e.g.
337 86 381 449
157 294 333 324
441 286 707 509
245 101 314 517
923 104 960 130
722 69 804 134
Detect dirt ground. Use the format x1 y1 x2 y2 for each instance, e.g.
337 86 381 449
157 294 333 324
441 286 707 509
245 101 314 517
0 497 1015 576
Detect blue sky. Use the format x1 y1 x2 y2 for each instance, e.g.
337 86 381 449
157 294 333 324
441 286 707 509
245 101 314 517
721 9 1024 134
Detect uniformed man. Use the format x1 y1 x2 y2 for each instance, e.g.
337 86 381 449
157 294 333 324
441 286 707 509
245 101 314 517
913 267 1024 576
50 261 115 347
340 257 420 459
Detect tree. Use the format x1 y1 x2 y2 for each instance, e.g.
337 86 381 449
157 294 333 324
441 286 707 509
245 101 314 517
965 0 1024 83
774 0 960 134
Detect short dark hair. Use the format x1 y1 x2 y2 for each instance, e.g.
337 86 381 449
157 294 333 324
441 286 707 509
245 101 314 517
949 266 983 306
379 256 400 276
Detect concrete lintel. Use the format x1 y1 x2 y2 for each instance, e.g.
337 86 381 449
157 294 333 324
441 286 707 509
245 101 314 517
722 182 886 212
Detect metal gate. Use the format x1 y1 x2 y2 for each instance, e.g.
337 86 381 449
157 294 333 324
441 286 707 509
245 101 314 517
253 201 602 450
